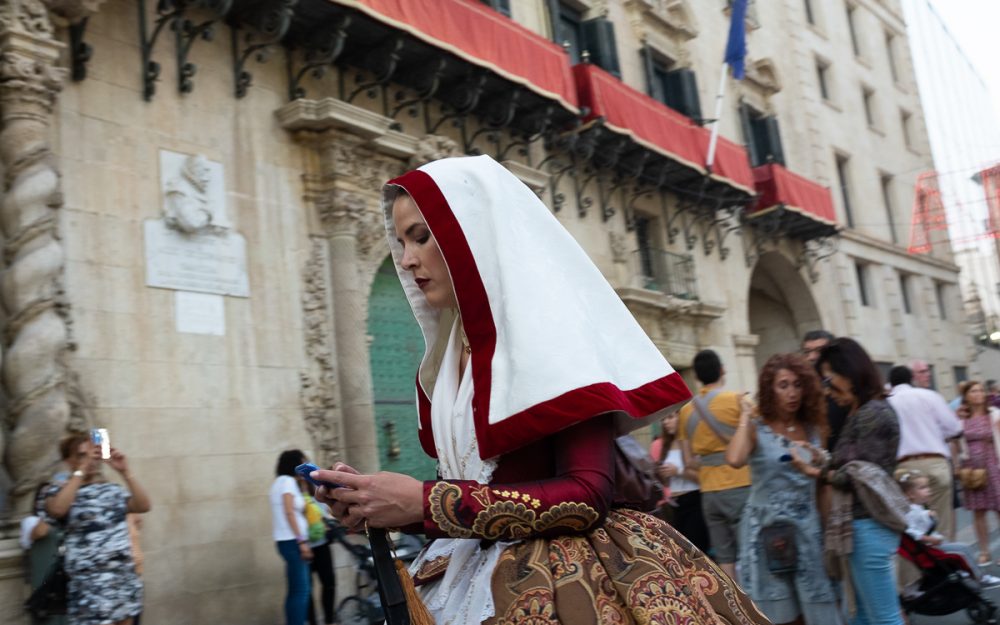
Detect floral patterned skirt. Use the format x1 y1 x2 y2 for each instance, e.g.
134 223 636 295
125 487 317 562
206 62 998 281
416 508 771 625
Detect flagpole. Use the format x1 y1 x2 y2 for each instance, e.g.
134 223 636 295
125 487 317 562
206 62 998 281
705 61 729 174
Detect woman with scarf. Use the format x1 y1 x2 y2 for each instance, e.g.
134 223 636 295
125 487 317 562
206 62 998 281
311 156 770 624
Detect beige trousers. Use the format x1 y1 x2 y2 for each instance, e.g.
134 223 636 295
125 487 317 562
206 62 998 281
897 456 954 540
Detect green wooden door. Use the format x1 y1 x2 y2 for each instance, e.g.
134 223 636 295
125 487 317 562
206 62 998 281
368 257 437 480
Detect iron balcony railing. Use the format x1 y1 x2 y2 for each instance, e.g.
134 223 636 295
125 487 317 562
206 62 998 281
634 248 699 300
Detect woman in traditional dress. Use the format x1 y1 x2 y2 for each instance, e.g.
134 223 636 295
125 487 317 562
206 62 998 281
312 155 771 624
726 353 840 625
46 433 151 625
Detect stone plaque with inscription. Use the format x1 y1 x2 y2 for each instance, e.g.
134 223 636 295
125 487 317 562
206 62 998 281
144 220 250 297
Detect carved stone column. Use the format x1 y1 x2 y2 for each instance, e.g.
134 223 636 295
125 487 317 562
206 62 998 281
0 0 73 511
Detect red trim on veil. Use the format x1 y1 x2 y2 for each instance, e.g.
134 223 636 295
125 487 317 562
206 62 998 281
391 170 692 460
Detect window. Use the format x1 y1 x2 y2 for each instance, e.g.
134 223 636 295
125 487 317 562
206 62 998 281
954 366 968 385
739 103 785 167
548 2 620 76
835 154 854 227
846 4 861 56
479 0 511 16
935 282 948 320
642 47 701 120
880 174 897 243
885 32 899 82
550 1 585 63
899 273 912 314
804 0 815 24
855 262 871 307
862 87 876 127
816 59 831 101
900 109 913 149
636 215 656 281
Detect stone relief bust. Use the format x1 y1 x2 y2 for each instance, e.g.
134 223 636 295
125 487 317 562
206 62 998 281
161 153 227 235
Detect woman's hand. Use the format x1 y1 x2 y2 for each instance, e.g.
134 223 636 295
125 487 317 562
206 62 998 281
313 468 424 531
656 463 679 482
299 542 313 561
739 393 756 418
107 448 129 475
314 462 360 520
788 444 822 478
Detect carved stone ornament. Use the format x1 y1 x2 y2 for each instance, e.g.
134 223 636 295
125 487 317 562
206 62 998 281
409 134 462 169
609 231 628 264
0 0 55 38
299 239 342 467
744 58 782 97
626 0 699 42
162 153 227 235
41 0 107 23
0 0 75 511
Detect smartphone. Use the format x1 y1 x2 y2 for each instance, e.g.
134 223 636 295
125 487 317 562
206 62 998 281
295 463 342 489
90 428 111 460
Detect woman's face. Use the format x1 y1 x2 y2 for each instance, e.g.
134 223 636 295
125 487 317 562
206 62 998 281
820 363 856 408
392 193 457 310
772 368 803 417
966 383 986 408
661 411 679 436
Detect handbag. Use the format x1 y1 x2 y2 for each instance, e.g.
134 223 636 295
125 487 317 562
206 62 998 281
24 546 69 618
759 521 798 574
614 435 662 512
959 467 988 491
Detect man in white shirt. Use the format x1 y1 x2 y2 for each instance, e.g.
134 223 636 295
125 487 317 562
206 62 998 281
888 365 963 540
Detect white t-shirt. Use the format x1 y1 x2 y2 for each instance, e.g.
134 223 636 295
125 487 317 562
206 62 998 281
270 475 307 542
664 448 699 495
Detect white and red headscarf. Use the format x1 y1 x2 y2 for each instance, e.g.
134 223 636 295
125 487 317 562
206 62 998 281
382 155 691 460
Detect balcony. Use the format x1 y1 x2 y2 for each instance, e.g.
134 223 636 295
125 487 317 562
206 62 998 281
635 248 698 300
745 163 839 241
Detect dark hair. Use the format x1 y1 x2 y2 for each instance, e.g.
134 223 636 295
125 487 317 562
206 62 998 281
59 432 90 461
757 353 828 443
960 380 985 414
888 365 913 387
655 410 680 463
816 337 885 405
275 449 306 477
693 349 723 385
802 329 834 344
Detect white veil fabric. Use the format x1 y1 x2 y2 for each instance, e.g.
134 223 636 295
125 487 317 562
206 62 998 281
381 155 691 460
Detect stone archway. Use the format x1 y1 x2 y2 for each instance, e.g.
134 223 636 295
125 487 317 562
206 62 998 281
748 251 823 371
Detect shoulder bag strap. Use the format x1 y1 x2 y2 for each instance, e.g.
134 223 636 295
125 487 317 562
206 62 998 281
692 389 736 443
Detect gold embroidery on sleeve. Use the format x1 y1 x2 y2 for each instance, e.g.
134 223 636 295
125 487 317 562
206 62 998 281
470 485 492 508
536 502 601 533
428 482 474 538
472 501 535 540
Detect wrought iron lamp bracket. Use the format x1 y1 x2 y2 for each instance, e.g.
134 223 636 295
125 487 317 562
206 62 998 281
229 0 297 98
389 57 447 120
795 235 839 283
285 14 351 101
174 0 234 95
138 0 185 101
464 89 521 155
741 206 785 268
345 36 404 117
496 104 556 165
426 71 487 142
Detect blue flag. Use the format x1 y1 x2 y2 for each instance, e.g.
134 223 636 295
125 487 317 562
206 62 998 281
725 0 748 79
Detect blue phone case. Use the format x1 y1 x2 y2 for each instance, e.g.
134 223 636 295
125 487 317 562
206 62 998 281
295 463 342 489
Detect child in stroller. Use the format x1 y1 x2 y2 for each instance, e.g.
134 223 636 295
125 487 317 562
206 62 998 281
897 470 999 624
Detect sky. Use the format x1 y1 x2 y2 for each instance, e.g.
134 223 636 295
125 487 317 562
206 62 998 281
926 0 1000 121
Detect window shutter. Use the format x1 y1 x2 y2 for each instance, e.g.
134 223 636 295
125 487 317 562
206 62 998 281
546 0 563 44
763 115 785 166
738 102 760 167
666 68 701 121
640 44 656 97
582 18 620 77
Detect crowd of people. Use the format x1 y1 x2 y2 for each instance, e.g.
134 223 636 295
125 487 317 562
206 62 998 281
649 332 1000 625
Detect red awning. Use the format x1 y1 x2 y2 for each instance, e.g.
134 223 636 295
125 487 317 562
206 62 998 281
751 163 836 225
572 63 754 194
330 0 579 113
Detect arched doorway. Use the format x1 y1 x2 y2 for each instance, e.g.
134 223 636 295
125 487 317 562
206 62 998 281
367 256 437 480
748 252 823 371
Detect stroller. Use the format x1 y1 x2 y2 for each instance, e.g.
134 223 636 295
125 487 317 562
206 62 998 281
897 533 998 624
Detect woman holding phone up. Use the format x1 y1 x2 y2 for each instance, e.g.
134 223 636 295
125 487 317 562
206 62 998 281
46 432 151 625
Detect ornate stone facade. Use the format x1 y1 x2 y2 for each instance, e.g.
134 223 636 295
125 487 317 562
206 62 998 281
0 0 74 511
